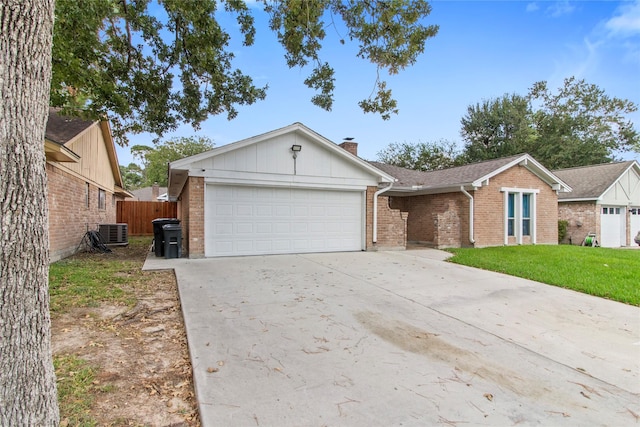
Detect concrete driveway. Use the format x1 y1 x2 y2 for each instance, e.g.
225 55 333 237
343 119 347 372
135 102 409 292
146 250 639 426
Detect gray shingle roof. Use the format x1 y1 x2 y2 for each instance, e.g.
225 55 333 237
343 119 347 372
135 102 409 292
130 186 168 201
370 154 525 189
553 161 636 200
45 108 95 145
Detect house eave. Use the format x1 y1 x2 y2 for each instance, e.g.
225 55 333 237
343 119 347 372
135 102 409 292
167 122 395 200
44 139 80 163
558 197 599 203
387 183 477 196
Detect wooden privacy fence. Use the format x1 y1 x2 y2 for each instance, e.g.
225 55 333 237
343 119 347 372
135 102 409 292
117 201 178 235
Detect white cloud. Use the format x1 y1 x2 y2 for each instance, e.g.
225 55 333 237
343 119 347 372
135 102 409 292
547 1 576 18
605 0 640 36
526 2 539 13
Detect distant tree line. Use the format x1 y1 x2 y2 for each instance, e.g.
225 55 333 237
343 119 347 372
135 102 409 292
377 77 639 171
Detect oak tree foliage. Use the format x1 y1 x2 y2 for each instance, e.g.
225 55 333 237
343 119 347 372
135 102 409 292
51 0 439 143
459 77 639 169
459 93 535 163
376 139 459 171
131 136 215 187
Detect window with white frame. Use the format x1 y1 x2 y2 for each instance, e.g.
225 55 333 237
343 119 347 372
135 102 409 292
98 189 106 210
507 193 515 236
522 193 531 236
502 188 538 244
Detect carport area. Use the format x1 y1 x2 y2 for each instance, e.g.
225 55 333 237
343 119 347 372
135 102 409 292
146 250 640 426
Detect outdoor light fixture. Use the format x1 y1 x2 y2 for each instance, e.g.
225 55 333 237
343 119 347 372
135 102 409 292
290 144 302 175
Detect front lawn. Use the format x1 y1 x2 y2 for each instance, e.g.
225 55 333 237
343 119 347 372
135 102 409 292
446 245 639 306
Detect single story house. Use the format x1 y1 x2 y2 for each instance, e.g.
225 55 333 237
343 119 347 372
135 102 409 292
371 154 571 248
168 123 571 258
130 183 169 201
46 108 132 261
553 160 640 247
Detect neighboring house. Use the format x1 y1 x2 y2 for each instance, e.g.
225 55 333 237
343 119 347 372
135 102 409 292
553 161 640 247
129 183 168 201
371 154 571 248
45 108 132 262
167 123 571 258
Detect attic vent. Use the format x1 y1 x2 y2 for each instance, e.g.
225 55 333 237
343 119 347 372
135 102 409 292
98 223 128 245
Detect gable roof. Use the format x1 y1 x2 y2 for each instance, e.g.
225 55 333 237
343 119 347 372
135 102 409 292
130 186 168 201
371 154 571 194
45 108 95 145
553 160 639 201
168 122 395 199
45 108 132 197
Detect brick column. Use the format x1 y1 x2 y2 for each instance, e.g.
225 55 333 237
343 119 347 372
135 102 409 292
187 177 205 258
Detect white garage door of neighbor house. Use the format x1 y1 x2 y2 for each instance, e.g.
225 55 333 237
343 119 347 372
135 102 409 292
630 207 640 244
600 206 625 247
205 185 363 257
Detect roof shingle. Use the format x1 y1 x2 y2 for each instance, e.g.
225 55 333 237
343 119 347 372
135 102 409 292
553 161 636 200
369 155 525 189
45 108 95 145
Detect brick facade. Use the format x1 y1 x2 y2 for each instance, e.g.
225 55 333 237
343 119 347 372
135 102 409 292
391 193 470 248
182 176 205 258
558 202 599 245
389 165 558 249
474 165 558 246
47 163 122 262
375 195 408 250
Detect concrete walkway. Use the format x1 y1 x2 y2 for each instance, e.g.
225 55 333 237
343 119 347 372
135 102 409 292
144 250 640 426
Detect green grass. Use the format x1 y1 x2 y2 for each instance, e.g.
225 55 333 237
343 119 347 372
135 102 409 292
54 355 98 427
49 260 137 313
446 245 640 306
48 237 152 313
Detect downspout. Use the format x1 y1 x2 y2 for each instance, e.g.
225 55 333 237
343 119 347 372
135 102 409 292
373 183 394 243
460 186 476 244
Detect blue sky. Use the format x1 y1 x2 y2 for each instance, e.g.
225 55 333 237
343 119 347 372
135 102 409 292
116 0 640 166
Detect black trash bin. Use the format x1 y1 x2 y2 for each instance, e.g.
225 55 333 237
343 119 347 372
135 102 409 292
152 218 180 257
163 224 182 259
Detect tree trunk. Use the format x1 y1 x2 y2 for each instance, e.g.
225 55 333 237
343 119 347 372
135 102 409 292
0 1 59 425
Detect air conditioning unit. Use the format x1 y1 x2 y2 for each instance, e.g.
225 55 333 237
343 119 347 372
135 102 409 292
98 223 128 245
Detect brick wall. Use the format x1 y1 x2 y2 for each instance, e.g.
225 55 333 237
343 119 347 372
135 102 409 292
375 195 408 250
365 187 375 250
365 187 407 250
474 165 558 246
558 201 599 245
388 165 558 248
185 177 205 258
391 193 469 248
178 179 189 255
47 163 121 262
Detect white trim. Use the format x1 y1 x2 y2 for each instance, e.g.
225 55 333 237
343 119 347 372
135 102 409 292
203 176 369 191
531 192 537 244
472 154 571 193
503 191 509 245
170 122 395 182
373 183 394 243
460 186 475 244
502 188 536 245
597 161 640 201
500 187 540 194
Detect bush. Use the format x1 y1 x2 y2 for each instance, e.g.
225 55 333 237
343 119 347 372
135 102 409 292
558 220 568 243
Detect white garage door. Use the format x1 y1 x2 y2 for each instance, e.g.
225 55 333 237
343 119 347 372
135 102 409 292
600 206 625 247
630 207 640 245
205 185 363 257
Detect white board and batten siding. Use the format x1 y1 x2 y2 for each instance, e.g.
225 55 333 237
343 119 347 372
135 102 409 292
183 127 386 257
